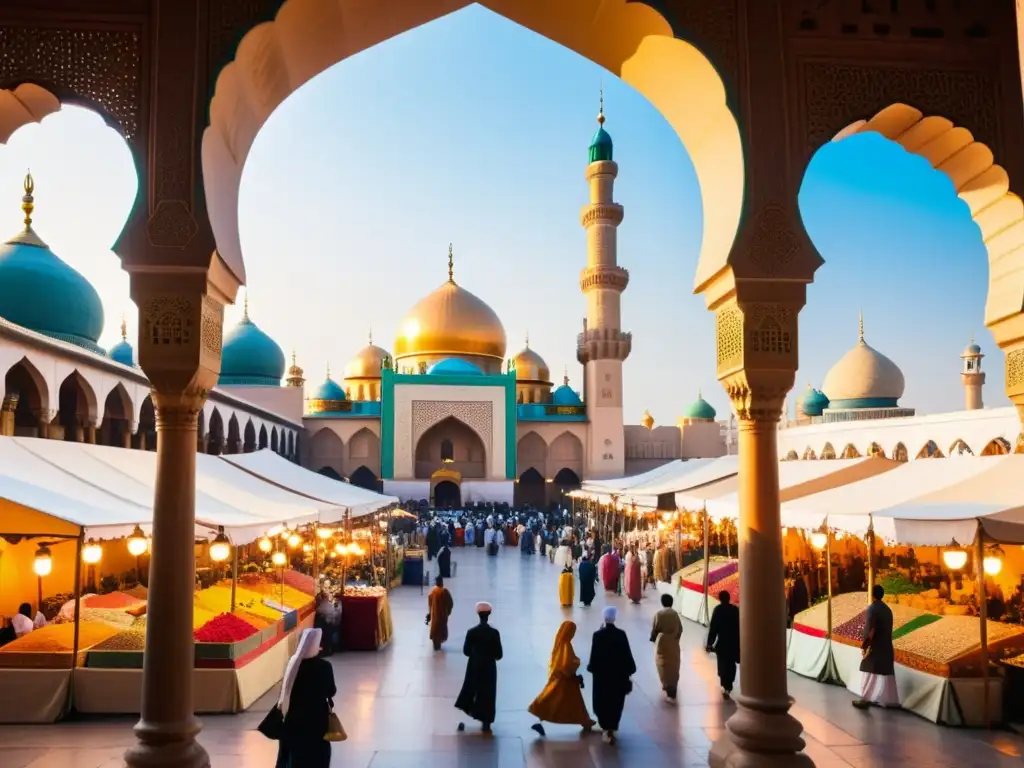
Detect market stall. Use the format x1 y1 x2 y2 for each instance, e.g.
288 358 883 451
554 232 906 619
337 586 393 651
0 437 362 722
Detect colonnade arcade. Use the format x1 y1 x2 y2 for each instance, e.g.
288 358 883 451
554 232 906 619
3 1 1024 767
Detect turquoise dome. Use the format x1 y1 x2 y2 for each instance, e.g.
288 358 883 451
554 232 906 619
683 394 716 421
218 308 285 386
552 383 583 406
798 385 829 418
312 376 346 402
588 125 613 164
429 358 482 376
108 318 134 366
0 186 105 355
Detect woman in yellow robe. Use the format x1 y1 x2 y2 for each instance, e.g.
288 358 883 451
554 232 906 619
528 621 596 736
558 565 574 607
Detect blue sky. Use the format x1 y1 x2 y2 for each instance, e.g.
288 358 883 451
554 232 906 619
0 4 1000 422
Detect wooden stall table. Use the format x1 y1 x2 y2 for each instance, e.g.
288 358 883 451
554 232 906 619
340 589 393 651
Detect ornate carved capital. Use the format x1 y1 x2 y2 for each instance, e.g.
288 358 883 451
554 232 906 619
579 265 629 293
152 388 207 432
580 204 624 228
1006 348 1024 422
130 271 224 399
721 371 792 423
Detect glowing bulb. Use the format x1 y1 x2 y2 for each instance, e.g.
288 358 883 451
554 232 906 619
82 542 103 564
209 528 232 563
781 527 789 537
317 527 333 540
127 526 149 557
33 544 52 577
334 543 344 555
302 543 312 553
942 550 968 570
288 533 301 549
258 536 273 553
810 532 827 550
271 551 287 567
983 556 1002 576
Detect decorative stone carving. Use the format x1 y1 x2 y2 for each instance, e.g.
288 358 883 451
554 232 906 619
200 294 224 357
744 303 797 365
1006 349 1024 395
800 62 998 161
0 26 142 138
666 0 739 88
787 0 996 41
747 202 803 278
411 400 493 454
152 388 207 430
147 200 199 249
579 265 629 293
579 204 625 227
715 305 743 375
142 296 194 347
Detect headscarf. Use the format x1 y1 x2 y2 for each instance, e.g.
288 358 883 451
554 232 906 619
547 620 579 678
603 606 618 623
278 627 322 715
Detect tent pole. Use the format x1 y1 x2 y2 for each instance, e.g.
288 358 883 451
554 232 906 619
312 522 320 584
866 515 875 607
230 546 238 614
975 529 990 729
825 522 833 639
701 505 710 627
66 531 85 717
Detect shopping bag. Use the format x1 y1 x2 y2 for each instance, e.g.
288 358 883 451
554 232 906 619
257 705 284 740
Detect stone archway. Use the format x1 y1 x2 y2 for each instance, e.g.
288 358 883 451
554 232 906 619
415 416 486 479
2 357 49 437
202 0 743 296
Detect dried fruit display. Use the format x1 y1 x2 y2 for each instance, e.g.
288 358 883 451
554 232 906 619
833 603 932 646
709 572 740 606
891 613 942 641
193 613 259 643
1003 652 1024 669
794 592 867 635
894 615 1024 664
0 621 118 653
344 585 387 598
681 558 737 592
93 617 148 651
81 607 137 629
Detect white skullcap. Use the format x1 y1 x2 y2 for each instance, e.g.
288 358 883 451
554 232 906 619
476 602 493 614
603 606 618 623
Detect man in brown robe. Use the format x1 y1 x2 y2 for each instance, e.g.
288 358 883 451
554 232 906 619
426 575 454 651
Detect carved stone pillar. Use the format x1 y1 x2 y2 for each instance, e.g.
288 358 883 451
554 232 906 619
123 274 226 768
0 393 17 436
124 425 134 450
707 296 813 768
86 424 97 444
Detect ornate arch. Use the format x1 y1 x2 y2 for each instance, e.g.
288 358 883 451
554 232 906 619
839 443 861 460
783 450 799 462
866 442 885 459
517 431 548 474
981 437 1011 456
411 401 492 453
892 442 909 462
830 104 1024 395
204 0 742 291
820 442 836 460
0 83 61 143
948 438 974 457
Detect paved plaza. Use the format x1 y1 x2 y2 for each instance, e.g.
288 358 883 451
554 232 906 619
3 548 1024 767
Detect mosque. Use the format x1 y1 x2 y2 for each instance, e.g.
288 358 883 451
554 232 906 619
0 106 726 509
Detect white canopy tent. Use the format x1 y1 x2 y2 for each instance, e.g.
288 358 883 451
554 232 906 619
696 457 901 521
779 454 1024 545
579 460 687 494
0 438 348 543
223 449 398 517
573 458 736 509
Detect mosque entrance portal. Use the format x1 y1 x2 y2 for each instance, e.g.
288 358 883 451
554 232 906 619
433 480 461 509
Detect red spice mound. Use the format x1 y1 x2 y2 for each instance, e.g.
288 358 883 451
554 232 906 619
283 569 316 595
193 612 259 644
84 591 144 609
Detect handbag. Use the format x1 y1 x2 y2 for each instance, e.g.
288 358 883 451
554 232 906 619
324 710 347 742
257 704 284 741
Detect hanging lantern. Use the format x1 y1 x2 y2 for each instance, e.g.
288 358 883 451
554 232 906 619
983 556 1003 576
82 541 103 565
271 550 287 567
810 532 828 550
258 536 273 553
334 542 345 555
209 527 232 563
317 527 333 540
302 543 312 553
942 550 968 570
33 544 53 577
127 526 149 557
287 533 301 549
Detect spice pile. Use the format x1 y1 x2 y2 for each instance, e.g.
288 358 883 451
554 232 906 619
0 621 119 654
283 569 316 595
93 616 148 651
894 615 1024 667
680 558 737 593
247 582 315 610
83 592 145 610
81 607 137 629
193 613 259 644
709 572 740 606
194 585 285 621
793 593 868 638
832 603 935 647
343 585 387 598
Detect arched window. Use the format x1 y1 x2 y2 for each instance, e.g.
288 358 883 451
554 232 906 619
440 438 454 462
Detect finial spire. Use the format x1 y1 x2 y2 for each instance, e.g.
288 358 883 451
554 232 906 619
291 349 297 367
326 361 331 379
447 243 454 283
368 326 373 345
120 315 127 342
858 310 864 343
22 170 34 230
563 365 569 387
971 330 975 345
597 83 605 126
524 331 529 348
698 388 702 399
243 291 250 321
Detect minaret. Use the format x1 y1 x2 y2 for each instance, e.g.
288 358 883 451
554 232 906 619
961 333 985 410
577 90 630 478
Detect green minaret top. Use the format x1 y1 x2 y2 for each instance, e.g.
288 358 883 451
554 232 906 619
588 87 613 163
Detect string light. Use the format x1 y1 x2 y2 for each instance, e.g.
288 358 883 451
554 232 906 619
127 526 149 557
33 544 53 577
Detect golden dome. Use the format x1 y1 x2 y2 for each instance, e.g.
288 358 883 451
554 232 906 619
393 245 506 362
344 332 390 380
509 336 550 383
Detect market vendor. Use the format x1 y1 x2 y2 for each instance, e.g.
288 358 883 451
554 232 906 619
9 603 36 639
314 591 341 655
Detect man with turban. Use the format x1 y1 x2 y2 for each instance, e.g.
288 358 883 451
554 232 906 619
456 602 504 733
586 606 636 744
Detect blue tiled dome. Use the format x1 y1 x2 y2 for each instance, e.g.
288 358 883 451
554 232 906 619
683 394 716 421
312 376 346 402
218 305 286 386
798 385 829 418
0 176 105 354
552 383 583 406
428 358 482 376
108 318 134 366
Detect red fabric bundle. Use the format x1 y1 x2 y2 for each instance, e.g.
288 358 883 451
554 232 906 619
194 613 259 643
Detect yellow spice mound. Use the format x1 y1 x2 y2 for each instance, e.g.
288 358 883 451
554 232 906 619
194 585 285 620
0 621 119 653
247 583 315 610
